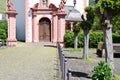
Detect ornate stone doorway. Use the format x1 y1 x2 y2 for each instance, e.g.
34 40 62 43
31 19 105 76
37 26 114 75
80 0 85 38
39 18 51 42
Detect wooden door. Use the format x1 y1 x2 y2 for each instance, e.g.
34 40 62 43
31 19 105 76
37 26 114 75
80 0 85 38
39 20 51 42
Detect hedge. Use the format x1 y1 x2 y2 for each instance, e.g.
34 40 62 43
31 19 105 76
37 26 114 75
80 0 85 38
64 30 120 48
89 31 103 48
64 30 74 47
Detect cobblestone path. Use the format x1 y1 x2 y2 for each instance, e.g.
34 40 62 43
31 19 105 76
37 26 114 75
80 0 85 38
0 43 57 80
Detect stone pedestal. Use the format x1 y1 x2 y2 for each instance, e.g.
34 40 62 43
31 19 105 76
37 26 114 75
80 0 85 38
6 10 17 46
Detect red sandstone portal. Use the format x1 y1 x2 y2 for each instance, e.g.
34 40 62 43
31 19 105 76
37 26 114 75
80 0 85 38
29 1 66 43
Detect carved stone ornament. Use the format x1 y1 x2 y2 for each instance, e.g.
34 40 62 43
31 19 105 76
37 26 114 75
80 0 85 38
58 0 66 12
7 0 15 11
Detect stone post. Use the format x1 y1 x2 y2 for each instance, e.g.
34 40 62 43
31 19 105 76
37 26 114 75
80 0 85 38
6 10 17 46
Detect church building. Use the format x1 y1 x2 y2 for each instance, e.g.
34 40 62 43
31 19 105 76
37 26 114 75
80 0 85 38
6 0 88 46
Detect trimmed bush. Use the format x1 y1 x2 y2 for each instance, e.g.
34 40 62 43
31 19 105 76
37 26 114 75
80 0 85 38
89 31 104 48
64 30 120 48
64 30 74 48
113 33 120 43
64 30 104 48
64 30 84 48
78 32 84 48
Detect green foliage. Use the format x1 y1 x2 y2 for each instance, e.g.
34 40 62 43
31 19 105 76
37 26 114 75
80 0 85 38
73 22 81 33
64 30 74 48
112 33 120 43
89 31 104 48
69 48 81 53
64 30 104 48
64 30 84 48
64 30 120 48
78 32 84 48
115 30 120 35
0 20 7 31
0 0 6 13
96 0 120 15
92 16 102 31
0 20 7 42
111 14 120 33
81 6 95 30
92 61 112 80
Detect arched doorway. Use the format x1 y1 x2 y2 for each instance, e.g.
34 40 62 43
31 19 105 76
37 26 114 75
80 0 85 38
39 18 51 42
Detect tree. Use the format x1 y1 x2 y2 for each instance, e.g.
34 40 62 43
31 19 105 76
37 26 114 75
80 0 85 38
73 22 81 50
95 0 120 75
81 6 95 59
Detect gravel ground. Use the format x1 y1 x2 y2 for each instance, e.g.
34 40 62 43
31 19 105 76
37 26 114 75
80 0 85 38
0 43 57 80
63 48 120 80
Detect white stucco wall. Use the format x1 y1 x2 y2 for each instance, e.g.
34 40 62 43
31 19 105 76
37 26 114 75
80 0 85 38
12 0 25 41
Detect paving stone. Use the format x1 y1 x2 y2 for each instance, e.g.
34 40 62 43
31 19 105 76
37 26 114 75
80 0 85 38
63 49 120 80
0 43 57 80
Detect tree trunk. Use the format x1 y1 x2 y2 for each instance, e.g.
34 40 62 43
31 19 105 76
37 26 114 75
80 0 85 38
74 32 78 50
103 23 114 75
83 28 89 59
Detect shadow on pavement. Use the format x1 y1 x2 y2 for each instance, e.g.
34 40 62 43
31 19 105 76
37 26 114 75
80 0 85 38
114 53 120 58
44 45 57 48
71 71 91 79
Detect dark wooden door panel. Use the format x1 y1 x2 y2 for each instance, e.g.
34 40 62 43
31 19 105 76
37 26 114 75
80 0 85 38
39 20 51 42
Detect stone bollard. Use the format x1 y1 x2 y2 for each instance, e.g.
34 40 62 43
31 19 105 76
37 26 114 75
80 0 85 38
62 54 65 79
64 59 67 80
68 68 72 80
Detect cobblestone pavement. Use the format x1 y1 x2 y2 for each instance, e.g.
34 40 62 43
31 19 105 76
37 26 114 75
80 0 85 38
0 43 57 80
63 49 120 80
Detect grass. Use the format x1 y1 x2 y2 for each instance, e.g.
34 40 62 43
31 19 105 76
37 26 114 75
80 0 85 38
114 75 120 80
63 48 81 53
79 56 95 62
0 0 6 13
69 48 81 53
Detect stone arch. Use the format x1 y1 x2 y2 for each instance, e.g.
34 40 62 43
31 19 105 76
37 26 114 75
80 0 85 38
39 17 51 42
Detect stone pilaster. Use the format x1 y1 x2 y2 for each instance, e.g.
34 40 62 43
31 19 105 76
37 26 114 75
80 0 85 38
6 10 17 46
57 13 66 43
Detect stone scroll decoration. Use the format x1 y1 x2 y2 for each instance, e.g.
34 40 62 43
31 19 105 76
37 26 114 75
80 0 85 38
58 0 66 12
7 0 15 11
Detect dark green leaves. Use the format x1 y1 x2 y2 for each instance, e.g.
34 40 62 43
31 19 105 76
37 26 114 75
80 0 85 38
96 0 120 15
81 6 95 30
0 20 7 43
92 61 112 80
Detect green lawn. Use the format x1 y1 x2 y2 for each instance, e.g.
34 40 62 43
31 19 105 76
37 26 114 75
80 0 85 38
0 0 6 13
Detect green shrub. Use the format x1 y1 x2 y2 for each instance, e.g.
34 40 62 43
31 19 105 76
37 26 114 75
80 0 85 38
64 30 120 48
92 61 112 80
115 30 120 35
64 30 84 48
113 33 120 43
64 30 74 47
0 20 7 43
89 31 104 48
78 32 84 48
